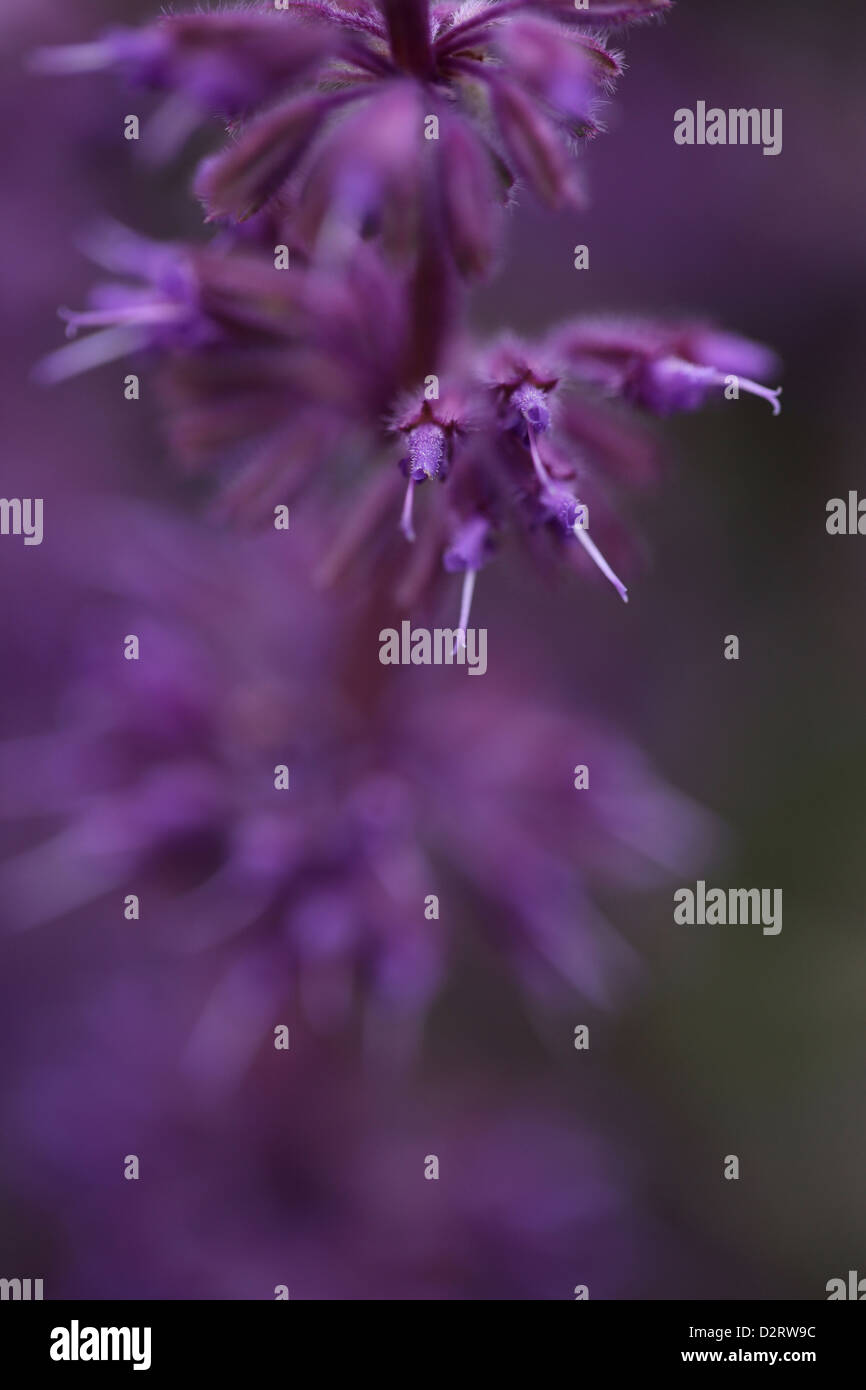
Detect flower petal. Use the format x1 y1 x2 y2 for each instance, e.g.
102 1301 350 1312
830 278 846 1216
194 92 355 221
490 75 584 208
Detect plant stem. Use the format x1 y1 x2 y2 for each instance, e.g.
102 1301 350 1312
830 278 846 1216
382 0 435 80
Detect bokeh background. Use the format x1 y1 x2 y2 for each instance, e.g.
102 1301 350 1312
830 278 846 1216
1 0 864 1298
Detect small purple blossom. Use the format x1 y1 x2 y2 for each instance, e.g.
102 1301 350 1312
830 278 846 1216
32 221 317 385
33 225 220 384
554 318 783 416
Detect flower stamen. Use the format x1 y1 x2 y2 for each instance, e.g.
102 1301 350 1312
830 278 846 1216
573 523 628 604
526 420 553 489
453 566 477 654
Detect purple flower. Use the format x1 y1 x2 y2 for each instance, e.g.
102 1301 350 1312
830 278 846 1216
554 317 783 416
33 12 338 120
30 219 351 387
32 224 223 385
34 1 657 275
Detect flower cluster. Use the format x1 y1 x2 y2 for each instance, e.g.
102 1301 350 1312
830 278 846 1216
0 506 713 1028
38 225 781 634
35 2 673 275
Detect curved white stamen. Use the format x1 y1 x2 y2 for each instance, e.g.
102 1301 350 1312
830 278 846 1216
453 567 477 654
730 375 783 415
671 358 783 416
400 476 416 542
526 420 553 488
573 524 628 604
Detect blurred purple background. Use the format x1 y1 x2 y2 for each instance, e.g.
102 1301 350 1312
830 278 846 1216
1 0 864 1298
